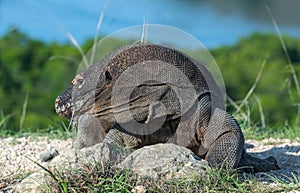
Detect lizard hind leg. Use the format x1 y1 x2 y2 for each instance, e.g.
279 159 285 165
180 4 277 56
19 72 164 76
203 109 244 170
238 150 280 173
205 131 244 170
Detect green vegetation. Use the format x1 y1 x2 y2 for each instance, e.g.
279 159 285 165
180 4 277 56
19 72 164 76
43 162 299 193
0 30 299 136
2 160 298 192
0 30 79 133
213 33 300 128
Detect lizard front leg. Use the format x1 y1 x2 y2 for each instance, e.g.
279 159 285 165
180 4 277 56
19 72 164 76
103 124 143 149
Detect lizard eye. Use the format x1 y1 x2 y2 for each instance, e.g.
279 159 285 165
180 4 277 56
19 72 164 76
72 73 85 86
77 79 84 85
77 79 85 88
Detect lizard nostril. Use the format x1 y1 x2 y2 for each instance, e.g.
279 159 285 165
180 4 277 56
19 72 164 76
54 97 61 108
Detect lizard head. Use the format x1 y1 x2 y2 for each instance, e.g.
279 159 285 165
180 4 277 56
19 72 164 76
55 73 84 119
55 60 114 120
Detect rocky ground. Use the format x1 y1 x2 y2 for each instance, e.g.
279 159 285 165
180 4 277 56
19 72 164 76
242 138 300 186
0 137 299 192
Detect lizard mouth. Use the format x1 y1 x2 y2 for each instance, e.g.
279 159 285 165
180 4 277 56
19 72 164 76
55 95 73 119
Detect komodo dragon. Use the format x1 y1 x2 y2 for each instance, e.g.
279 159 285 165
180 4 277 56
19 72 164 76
55 44 279 172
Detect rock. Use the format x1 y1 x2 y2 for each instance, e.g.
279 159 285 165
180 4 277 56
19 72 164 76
78 142 133 165
47 147 78 169
119 143 209 182
47 142 132 170
40 147 59 162
11 143 208 192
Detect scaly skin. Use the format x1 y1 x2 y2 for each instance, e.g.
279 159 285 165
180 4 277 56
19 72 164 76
55 44 279 172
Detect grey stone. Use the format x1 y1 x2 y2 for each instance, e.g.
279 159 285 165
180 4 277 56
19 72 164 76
13 143 208 192
40 147 59 162
119 143 209 182
79 142 133 164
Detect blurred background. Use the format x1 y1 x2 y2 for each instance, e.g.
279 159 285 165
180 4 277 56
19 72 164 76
0 0 299 134
2 0 300 48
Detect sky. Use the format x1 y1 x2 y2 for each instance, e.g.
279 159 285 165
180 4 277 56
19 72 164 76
1 0 300 49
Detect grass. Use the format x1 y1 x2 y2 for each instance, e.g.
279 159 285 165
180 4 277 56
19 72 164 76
229 94 300 142
2 157 299 192
0 111 14 136
40 161 299 193
232 101 300 141
0 119 74 140
271 173 300 192
241 124 300 142
44 162 134 193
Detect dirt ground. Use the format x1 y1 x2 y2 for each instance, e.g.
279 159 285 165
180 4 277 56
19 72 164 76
243 138 300 185
0 137 299 191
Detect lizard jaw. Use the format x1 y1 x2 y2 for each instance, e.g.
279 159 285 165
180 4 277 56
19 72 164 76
55 96 73 119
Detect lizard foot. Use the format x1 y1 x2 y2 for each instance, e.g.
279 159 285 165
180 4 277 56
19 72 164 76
238 152 280 173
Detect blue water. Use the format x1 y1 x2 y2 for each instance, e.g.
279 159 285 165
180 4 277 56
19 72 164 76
1 0 300 48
